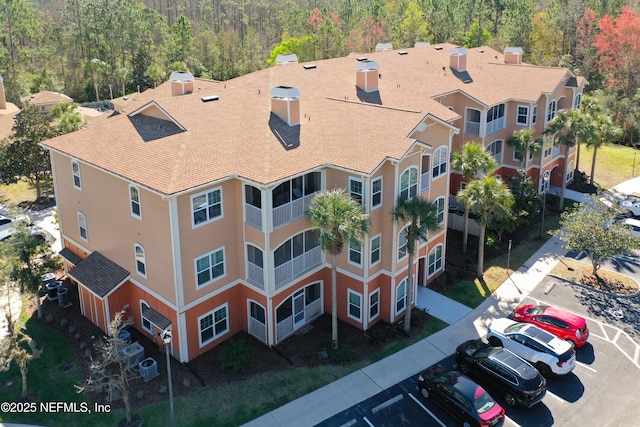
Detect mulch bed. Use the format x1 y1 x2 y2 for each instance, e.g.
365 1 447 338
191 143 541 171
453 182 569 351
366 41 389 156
31 280 431 413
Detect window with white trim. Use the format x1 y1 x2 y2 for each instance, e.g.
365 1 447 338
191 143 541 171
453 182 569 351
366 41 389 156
134 244 147 277
140 301 152 333
547 100 557 123
516 106 528 125
566 160 575 181
465 108 481 136
370 234 381 266
195 248 225 288
435 197 446 224
348 289 362 321
398 226 408 259
349 177 364 206
487 140 503 164
532 105 538 124
198 304 229 346
192 188 222 226
399 167 418 200
130 185 141 218
371 177 382 209
543 138 552 158
396 278 407 314
432 146 448 179
428 245 443 276
247 245 263 268
486 103 505 135
77 211 87 241
369 289 380 320
71 160 81 189
348 238 362 266
575 94 582 110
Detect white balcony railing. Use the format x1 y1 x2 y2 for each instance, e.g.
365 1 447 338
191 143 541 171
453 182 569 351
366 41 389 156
486 116 505 136
245 204 262 229
276 316 293 342
273 193 316 228
274 246 322 289
249 317 266 343
275 298 323 342
465 121 480 136
421 171 430 193
247 263 264 289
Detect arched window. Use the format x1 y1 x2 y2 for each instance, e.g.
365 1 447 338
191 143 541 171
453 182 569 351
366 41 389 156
77 212 87 241
134 244 147 277
396 278 407 314
398 225 409 259
130 185 141 218
71 160 81 189
428 245 443 277
575 94 582 110
432 146 448 179
547 99 557 122
399 167 418 200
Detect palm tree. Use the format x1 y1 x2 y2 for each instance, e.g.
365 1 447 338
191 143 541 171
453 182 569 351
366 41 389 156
587 115 622 185
457 176 514 278
392 196 439 335
544 109 589 210
506 128 542 171
577 95 602 170
145 64 165 89
307 189 370 349
450 142 498 253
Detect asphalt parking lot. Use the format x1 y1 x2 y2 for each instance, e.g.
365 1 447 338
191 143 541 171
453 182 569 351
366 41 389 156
317 277 640 427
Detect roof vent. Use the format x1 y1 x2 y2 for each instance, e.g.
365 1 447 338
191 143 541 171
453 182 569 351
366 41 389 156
504 47 523 65
434 46 443 51
449 47 468 72
201 95 219 102
375 43 393 51
302 64 317 69
415 42 431 48
169 71 195 96
270 86 300 126
398 51 408 55
356 61 380 93
356 57 368 62
276 54 298 66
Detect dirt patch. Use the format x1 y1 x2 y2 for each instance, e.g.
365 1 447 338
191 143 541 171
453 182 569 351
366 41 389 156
551 257 639 295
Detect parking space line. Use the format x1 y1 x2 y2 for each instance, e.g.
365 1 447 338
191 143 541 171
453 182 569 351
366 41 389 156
504 416 522 427
362 416 374 427
407 392 447 427
371 394 403 414
576 361 597 373
545 390 567 403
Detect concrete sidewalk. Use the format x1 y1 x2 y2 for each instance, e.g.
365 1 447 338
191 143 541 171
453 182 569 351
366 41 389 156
243 236 567 427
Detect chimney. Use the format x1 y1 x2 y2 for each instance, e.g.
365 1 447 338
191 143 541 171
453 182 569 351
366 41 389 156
276 54 298 66
270 86 300 126
169 71 195 96
449 47 467 72
356 61 380 93
0 75 6 110
504 47 523 65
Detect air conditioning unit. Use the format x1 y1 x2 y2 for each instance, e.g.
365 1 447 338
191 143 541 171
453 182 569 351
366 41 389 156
121 342 144 368
138 357 159 382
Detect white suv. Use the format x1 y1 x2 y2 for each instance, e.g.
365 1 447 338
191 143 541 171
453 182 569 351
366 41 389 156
0 214 50 242
487 318 576 377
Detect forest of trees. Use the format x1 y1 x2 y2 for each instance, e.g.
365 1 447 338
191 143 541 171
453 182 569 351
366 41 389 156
1 0 639 143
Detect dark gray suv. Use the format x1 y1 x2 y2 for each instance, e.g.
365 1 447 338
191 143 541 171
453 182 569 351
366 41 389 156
455 339 546 408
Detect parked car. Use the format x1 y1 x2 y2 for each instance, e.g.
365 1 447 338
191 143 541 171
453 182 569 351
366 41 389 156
418 365 505 427
513 304 589 348
620 218 640 238
487 318 576 377
455 339 546 408
0 214 50 243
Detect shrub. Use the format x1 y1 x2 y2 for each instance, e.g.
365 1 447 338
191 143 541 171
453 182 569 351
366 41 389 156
60 319 69 327
136 390 145 400
159 385 167 394
217 338 251 373
182 378 191 388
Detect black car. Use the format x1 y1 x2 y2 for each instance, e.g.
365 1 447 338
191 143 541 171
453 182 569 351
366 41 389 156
418 365 505 427
455 339 546 408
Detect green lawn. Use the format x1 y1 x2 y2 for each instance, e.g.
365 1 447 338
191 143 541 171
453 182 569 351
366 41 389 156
578 143 640 190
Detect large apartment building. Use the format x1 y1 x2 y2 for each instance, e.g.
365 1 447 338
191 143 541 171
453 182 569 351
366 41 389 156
42 43 584 362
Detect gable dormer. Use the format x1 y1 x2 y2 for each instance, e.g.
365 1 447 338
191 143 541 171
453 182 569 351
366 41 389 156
356 61 379 93
270 86 300 126
170 71 194 96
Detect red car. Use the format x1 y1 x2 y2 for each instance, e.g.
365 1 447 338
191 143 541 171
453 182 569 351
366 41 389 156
513 304 589 348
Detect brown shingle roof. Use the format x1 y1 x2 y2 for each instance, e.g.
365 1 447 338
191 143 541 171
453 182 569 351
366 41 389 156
43 44 579 195
21 91 73 106
68 251 130 298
